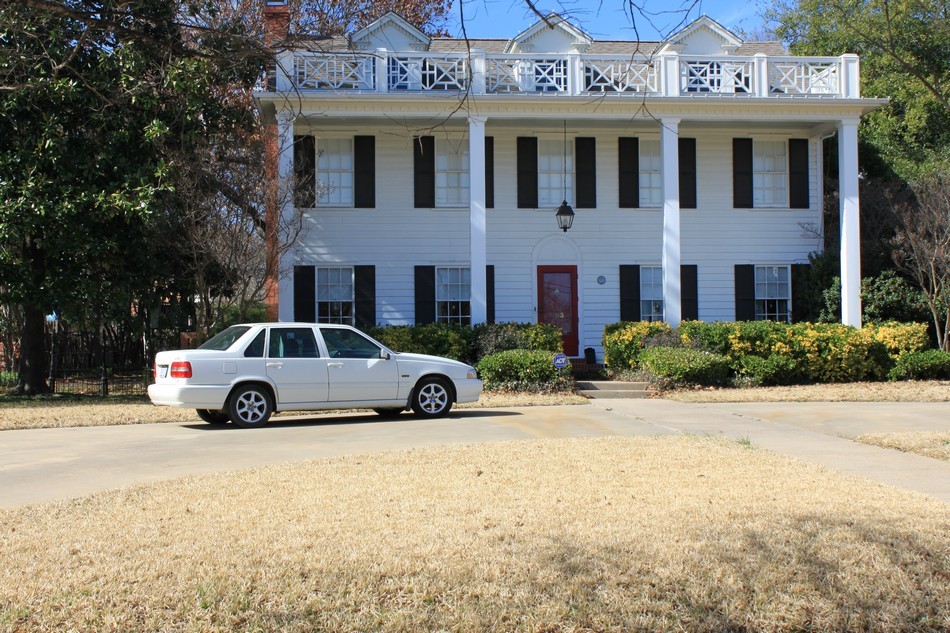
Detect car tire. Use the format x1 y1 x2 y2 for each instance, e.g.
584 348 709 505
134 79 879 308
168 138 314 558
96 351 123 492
373 407 404 417
196 409 230 425
411 377 453 418
228 384 273 428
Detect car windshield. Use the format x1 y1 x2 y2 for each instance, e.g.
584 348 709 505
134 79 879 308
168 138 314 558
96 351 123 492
199 326 251 351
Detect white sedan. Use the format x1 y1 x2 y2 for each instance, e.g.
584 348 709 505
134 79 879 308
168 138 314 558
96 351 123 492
148 323 482 428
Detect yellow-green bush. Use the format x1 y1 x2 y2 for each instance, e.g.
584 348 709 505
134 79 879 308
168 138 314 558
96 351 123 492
602 321 673 371
865 322 930 362
782 324 891 383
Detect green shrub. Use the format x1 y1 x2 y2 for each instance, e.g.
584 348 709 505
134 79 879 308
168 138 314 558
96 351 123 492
367 323 474 363
783 323 890 383
602 321 673 372
677 320 736 356
472 322 562 360
865 322 930 362
735 354 801 387
476 349 569 392
638 347 731 388
888 350 950 381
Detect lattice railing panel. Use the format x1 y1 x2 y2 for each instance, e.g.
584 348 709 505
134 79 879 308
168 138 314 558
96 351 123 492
682 59 753 94
769 60 839 95
584 58 659 93
294 53 375 91
388 55 468 91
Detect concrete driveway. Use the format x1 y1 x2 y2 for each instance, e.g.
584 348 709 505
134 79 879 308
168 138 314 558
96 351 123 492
1 400 947 507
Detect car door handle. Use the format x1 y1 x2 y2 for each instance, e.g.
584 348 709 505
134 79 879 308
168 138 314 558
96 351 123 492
266 362 283 369
328 362 344 368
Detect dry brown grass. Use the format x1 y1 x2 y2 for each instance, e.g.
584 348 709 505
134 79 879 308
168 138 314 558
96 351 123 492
0 392 587 431
1 436 947 632
858 432 950 462
664 381 950 403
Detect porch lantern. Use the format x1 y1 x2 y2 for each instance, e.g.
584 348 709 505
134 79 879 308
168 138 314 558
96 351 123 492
555 200 574 231
555 120 574 232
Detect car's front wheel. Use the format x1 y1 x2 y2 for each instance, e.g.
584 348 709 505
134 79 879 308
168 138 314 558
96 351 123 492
411 377 453 418
228 384 273 428
196 409 230 425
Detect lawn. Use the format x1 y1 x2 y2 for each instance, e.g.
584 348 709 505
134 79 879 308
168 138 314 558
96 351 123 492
0 436 946 632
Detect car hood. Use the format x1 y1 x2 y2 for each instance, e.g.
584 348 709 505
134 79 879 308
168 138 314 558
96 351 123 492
394 352 472 368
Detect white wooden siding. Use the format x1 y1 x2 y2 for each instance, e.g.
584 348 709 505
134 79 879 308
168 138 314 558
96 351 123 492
293 125 822 356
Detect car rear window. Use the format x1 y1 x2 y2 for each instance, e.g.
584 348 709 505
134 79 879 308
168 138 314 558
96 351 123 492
199 326 251 351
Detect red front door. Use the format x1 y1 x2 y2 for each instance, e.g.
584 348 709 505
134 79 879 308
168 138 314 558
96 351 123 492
538 266 578 356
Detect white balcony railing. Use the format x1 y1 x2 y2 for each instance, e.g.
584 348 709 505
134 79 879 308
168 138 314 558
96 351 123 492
283 51 859 98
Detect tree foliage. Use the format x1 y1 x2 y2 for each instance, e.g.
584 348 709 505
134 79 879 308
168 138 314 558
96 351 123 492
768 0 949 179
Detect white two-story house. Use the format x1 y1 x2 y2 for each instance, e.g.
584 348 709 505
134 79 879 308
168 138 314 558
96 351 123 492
256 2 883 358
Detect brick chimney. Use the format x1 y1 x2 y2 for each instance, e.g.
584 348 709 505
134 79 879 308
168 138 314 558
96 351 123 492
264 1 290 47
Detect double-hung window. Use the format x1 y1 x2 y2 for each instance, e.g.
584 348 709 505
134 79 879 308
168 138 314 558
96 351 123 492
317 138 354 206
537 139 573 207
755 265 790 322
435 138 470 207
640 266 664 322
753 140 787 207
316 266 354 325
436 266 471 325
639 140 662 208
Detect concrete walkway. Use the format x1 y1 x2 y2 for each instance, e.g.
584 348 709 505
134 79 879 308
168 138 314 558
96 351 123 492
1 400 947 507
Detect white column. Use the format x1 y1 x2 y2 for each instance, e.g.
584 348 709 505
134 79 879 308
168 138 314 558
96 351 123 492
838 118 862 327
375 49 388 93
469 116 488 324
276 110 296 322
661 118 682 326
660 52 680 97
841 54 860 98
470 49 486 94
753 54 769 98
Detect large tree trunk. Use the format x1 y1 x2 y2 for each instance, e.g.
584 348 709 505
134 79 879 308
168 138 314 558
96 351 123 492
16 301 49 395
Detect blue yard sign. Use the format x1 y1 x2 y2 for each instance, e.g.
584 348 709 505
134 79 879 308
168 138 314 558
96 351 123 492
552 353 569 369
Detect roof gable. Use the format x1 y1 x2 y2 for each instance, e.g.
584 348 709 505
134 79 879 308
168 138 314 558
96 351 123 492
505 12 593 54
350 11 430 51
659 16 743 55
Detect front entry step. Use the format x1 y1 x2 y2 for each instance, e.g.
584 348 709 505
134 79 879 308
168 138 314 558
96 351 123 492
576 380 655 399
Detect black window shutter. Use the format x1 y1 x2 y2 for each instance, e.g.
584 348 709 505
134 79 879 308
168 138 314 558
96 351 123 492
681 264 698 321
619 265 641 322
293 135 316 208
734 264 756 321
414 265 436 324
733 138 754 209
413 136 435 208
788 138 809 209
485 136 494 209
354 265 376 328
486 265 495 324
618 137 639 208
575 137 596 208
293 265 315 322
791 263 811 323
517 137 538 209
354 136 375 208
679 138 697 209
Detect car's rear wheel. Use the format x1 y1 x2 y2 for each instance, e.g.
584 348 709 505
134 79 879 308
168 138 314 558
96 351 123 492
196 409 230 425
411 377 453 418
373 407 404 417
228 384 273 428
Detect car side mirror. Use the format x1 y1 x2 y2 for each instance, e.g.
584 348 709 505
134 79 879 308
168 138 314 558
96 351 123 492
380 350 391 360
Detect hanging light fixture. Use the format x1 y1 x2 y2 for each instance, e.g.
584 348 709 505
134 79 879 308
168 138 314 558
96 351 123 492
555 120 574 232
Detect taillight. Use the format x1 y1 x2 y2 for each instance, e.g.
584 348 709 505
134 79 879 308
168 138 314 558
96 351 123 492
170 361 192 379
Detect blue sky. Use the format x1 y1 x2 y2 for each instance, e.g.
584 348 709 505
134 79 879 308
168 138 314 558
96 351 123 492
447 0 770 41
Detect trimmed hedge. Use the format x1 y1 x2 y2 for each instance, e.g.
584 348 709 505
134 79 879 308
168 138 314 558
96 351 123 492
476 349 569 392
888 350 950 381
602 321 673 371
366 322 564 365
606 320 933 387
638 347 731 388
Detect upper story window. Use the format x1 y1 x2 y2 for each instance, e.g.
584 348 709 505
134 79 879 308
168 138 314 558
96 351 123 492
538 139 573 207
317 266 354 325
755 265 790 322
753 140 787 208
317 138 353 206
436 266 471 325
639 140 661 208
436 138 470 207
